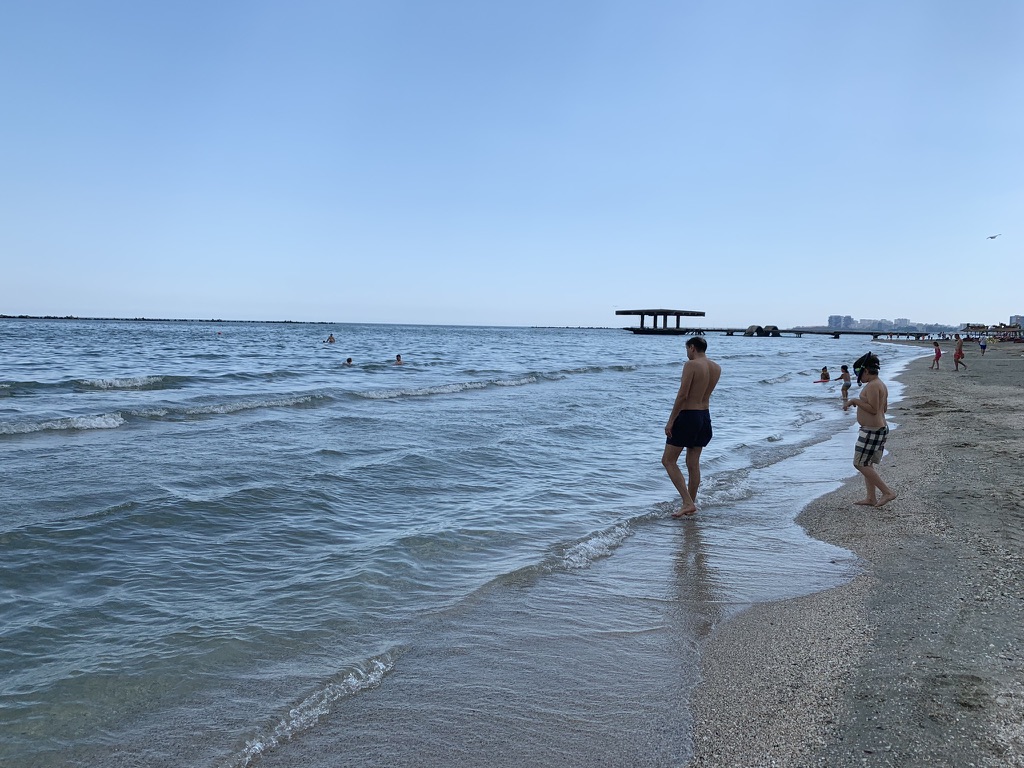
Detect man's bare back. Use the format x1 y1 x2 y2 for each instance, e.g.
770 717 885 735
679 355 722 411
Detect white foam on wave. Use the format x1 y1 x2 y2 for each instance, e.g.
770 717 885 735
227 653 395 768
80 375 166 390
493 375 539 387
359 376 539 400
182 394 321 415
0 413 126 434
559 523 632 570
792 409 825 426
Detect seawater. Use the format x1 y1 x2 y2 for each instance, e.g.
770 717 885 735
0 319 926 767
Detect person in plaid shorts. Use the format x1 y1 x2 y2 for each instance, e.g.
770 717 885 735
843 353 897 507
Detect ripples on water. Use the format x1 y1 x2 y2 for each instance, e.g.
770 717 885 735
0 319 925 766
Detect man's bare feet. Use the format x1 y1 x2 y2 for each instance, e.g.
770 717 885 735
874 492 897 508
853 499 876 506
672 504 698 518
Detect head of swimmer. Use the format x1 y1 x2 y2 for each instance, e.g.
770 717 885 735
685 336 707 359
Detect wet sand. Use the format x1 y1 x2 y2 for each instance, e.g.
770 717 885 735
688 341 1024 766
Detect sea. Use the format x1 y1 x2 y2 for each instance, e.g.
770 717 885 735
0 319 927 767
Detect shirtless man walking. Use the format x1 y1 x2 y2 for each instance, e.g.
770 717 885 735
843 353 897 507
663 337 721 517
954 333 968 371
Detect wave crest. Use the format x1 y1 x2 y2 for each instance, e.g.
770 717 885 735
226 652 397 768
79 375 176 390
558 523 632 570
0 413 126 434
358 376 541 400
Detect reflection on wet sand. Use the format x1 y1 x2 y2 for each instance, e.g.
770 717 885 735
672 520 729 641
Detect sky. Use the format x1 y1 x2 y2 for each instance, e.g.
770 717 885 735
1 1 1021 328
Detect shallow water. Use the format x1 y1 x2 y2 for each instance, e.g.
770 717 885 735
0 319 923 766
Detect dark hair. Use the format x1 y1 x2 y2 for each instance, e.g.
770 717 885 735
686 336 708 353
852 352 880 383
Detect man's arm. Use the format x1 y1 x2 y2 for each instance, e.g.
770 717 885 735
665 363 694 433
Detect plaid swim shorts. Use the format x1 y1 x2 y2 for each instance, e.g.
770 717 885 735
854 425 889 466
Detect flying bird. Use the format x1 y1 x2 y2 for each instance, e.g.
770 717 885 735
987 234 1002 239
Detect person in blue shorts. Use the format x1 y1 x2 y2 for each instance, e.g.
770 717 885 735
663 337 722 517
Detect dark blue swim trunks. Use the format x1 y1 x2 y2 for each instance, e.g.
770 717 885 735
667 409 713 448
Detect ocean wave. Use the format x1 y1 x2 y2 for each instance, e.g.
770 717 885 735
0 413 126 434
492 375 541 387
225 652 397 768
557 522 633 570
78 375 180 391
115 393 326 420
0 393 327 436
218 369 307 384
353 364 637 401
357 376 542 400
173 393 325 416
557 364 637 376
699 472 757 506
792 410 824 427
0 375 188 395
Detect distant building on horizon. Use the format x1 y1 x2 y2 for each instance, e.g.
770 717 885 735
825 315 956 333
827 314 855 329
858 318 894 330
1011 315 1024 326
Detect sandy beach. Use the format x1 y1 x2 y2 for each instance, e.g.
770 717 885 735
688 340 1024 767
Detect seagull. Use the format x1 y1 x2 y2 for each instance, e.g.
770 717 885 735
987 234 1002 239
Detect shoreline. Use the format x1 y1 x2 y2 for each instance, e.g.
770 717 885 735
687 341 1024 766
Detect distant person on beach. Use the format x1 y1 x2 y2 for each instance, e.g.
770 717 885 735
840 365 852 402
663 337 721 518
954 334 967 371
930 341 941 369
843 353 896 507
325 334 335 344
979 336 988 355
820 366 830 381
395 354 403 365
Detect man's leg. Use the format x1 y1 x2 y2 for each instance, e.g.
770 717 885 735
685 446 703 503
853 464 877 505
861 463 896 506
662 444 697 516
853 463 896 506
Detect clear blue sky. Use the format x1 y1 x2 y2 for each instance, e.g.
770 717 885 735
2 1 1021 328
